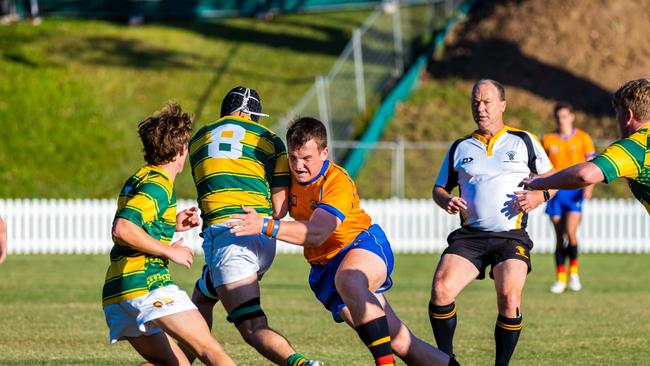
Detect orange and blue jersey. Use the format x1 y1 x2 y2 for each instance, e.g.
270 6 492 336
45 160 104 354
289 160 372 265
542 128 596 170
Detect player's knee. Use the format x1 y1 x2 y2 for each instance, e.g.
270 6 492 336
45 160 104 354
497 292 521 312
432 279 455 304
188 335 222 360
237 316 270 345
389 329 412 357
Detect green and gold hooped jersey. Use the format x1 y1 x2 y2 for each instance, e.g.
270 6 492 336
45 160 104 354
102 165 177 307
189 115 290 227
592 127 650 213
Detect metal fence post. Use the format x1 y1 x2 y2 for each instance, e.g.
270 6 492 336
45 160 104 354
396 135 405 198
316 75 335 161
352 29 366 114
391 137 405 198
392 0 404 75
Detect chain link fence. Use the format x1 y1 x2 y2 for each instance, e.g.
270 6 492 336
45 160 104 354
274 0 458 161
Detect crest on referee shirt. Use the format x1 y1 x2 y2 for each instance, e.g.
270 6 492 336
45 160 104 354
290 195 297 207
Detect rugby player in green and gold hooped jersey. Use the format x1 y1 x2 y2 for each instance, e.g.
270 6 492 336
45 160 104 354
186 87 323 366
102 102 235 366
523 78 650 214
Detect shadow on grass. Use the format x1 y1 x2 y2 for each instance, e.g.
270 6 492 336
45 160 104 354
53 35 206 69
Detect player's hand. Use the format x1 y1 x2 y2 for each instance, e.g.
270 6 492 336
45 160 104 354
228 205 264 237
167 238 193 269
512 190 544 213
445 196 468 214
176 207 200 232
519 177 542 191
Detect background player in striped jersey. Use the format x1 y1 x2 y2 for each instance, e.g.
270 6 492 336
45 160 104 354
542 102 596 293
431 79 555 366
188 87 322 366
229 117 454 366
523 78 650 214
102 103 235 366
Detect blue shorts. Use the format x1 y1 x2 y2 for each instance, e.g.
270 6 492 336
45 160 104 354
545 189 584 217
308 224 394 323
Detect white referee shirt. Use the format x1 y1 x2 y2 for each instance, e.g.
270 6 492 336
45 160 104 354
435 126 553 232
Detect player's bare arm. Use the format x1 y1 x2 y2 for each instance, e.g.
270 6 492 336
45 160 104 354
521 162 604 191
512 169 557 213
229 205 340 247
270 187 289 219
112 218 193 268
433 185 468 214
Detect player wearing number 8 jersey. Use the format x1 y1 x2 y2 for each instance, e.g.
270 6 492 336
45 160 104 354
187 87 322 366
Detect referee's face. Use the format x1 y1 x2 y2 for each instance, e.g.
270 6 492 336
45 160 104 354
472 83 506 133
288 139 329 184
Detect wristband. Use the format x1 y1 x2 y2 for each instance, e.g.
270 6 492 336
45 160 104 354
271 220 280 238
265 218 275 237
262 218 269 234
542 190 551 202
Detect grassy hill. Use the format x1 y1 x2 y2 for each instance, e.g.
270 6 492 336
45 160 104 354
355 0 645 199
0 11 370 198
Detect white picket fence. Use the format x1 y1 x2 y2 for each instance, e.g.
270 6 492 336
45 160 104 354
0 198 648 255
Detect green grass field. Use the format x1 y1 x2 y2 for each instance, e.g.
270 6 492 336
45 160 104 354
0 253 648 365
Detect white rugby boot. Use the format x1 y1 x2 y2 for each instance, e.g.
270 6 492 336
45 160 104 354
304 360 325 366
549 280 567 294
568 273 582 291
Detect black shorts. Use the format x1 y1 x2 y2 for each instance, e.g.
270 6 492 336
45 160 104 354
443 227 533 280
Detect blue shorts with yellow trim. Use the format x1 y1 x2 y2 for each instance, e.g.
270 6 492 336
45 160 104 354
308 224 394 323
545 189 584 217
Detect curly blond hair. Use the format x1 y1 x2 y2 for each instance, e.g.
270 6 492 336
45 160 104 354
612 78 650 122
138 102 193 165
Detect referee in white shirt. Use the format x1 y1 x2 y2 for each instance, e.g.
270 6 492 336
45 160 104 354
428 79 555 366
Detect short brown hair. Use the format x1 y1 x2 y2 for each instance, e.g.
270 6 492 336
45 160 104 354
554 101 574 116
612 78 650 122
286 117 328 150
138 102 193 165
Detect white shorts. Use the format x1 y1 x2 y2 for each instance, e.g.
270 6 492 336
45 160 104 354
199 223 276 293
103 285 197 344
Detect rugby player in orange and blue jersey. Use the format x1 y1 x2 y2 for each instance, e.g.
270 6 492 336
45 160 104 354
523 78 650 214
229 117 454 366
541 102 596 293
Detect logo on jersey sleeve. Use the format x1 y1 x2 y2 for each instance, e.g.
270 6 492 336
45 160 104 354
461 157 474 165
